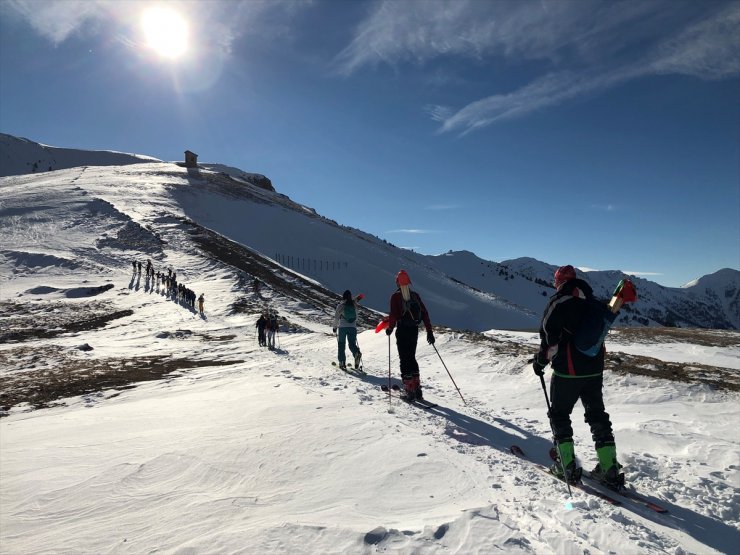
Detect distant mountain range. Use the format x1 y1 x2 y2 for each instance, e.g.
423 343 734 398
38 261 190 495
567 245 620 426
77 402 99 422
1 132 737 330
427 252 739 330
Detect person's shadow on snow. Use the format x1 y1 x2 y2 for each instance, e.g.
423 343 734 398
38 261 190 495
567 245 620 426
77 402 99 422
356 370 735 554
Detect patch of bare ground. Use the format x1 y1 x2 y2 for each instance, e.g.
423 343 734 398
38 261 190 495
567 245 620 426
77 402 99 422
0 346 242 415
463 327 739 392
605 352 739 392
0 300 133 343
611 326 740 348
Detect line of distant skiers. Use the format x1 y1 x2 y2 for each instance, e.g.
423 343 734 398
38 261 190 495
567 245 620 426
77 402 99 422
255 311 279 350
131 258 204 315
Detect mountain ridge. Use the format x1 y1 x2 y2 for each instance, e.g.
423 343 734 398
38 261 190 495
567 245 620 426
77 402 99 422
1 133 737 330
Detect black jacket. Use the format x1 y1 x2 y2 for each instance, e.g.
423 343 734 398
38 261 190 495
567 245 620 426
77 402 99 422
537 278 605 377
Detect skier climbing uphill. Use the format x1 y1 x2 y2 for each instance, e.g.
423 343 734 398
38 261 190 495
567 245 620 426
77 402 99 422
385 270 434 401
333 290 362 370
533 265 623 489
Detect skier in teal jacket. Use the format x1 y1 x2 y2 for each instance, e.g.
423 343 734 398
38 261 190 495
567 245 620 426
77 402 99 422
333 290 361 370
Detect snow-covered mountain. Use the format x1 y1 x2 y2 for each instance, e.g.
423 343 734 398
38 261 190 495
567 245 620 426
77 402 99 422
0 136 538 332
0 133 161 177
1 135 738 553
450 254 740 330
1 133 736 331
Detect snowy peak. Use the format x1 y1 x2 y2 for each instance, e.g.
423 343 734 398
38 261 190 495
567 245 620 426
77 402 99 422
0 133 161 177
433 253 739 330
682 267 739 290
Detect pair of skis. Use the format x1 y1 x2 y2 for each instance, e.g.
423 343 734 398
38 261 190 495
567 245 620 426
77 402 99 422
380 384 438 409
331 361 365 374
509 445 667 513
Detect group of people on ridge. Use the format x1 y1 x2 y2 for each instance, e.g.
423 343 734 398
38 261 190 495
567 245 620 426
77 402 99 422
131 258 205 316
333 265 624 490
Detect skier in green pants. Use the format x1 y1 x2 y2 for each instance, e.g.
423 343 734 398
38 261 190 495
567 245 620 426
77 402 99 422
533 265 623 489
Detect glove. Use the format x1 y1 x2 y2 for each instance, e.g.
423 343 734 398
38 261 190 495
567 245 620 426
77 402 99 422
426 331 435 345
532 355 548 376
385 327 393 336
332 328 336 335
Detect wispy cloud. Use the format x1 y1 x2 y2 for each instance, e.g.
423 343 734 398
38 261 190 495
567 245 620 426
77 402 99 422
424 203 460 211
432 68 638 135
386 229 434 234
335 0 660 73
3 0 104 43
624 271 664 277
336 0 740 133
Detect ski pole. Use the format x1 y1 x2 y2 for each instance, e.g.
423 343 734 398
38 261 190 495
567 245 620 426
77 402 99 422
388 335 393 411
538 373 573 498
431 344 466 405
355 333 362 370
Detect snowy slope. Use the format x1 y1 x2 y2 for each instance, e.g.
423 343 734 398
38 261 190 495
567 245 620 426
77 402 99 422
0 133 161 177
1 155 739 554
0 159 532 331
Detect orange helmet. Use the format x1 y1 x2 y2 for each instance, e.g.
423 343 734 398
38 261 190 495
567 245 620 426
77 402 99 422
395 269 411 286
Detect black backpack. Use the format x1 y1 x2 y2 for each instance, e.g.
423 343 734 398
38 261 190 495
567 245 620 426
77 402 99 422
572 298 617 356
402 293 423 325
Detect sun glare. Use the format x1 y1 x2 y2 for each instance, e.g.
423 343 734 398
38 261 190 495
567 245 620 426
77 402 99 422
141 7 189 59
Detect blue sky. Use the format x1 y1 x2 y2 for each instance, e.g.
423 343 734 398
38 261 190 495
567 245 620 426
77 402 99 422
1 0 738 287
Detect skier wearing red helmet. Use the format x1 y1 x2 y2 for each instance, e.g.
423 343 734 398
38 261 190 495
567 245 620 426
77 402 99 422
533 265 623 489
386 269 434 401
554 264 577 289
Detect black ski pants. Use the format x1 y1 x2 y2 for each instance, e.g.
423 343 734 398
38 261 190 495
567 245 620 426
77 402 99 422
549 374 614 448
395 325 419 379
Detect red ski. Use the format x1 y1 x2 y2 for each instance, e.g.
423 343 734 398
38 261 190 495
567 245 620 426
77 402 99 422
509 445 621 506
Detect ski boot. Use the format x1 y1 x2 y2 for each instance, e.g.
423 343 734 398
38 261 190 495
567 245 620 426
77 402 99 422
591 463 625 490
592 445 625 490
411 375 423 400
549 441 582 485
354 351 362 370
401 377 416 401
338 361 347 371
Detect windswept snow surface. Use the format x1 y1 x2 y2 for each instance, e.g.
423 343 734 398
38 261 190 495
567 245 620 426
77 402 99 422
1 164 739 554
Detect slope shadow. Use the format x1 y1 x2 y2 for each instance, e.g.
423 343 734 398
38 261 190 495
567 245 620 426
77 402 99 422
64 283 115 298
358 373 737 554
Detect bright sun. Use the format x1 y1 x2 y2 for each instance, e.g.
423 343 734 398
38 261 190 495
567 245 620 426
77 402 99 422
141 7 189 59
